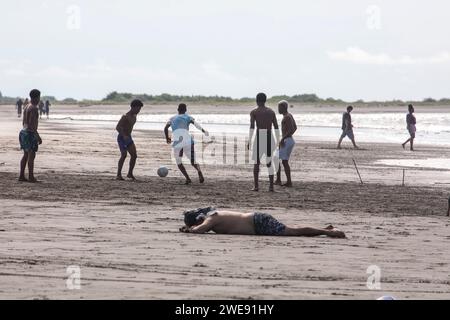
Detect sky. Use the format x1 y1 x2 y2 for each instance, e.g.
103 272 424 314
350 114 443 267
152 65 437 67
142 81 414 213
1 0 450 101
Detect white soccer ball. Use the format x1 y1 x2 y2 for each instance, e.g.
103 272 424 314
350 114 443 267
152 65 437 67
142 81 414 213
157 166 169 178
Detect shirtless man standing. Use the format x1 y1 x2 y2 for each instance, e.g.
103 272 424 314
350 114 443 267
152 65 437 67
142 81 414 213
116 99 143 181
247 93 280 192
179 207 346 238
19 89 42 183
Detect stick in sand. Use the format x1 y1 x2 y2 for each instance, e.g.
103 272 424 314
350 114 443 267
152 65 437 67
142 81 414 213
352 158 363 184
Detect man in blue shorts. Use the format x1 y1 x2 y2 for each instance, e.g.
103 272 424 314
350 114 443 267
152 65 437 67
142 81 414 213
116 99 143 181
179 208 346 238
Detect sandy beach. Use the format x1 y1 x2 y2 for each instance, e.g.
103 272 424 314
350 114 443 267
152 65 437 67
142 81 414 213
0 104 449 300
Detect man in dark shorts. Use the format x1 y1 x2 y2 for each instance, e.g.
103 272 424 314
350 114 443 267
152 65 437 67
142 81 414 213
275 100 298 187
16 98 23 118
402 104 416 151
180 207 345 238
337 106 359 149
164 103 209 185
248 93 280 192
116 99 143 181
19 89 42 183
38 100 45 119
45 100 51 119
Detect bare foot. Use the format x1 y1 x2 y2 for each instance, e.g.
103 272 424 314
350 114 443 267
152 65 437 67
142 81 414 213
282 183 293 188
127 174 137 181
116 176 125 181
18 176 28 182
185 179 192 185
326 226 346 238
269 186 275 192
274 180 282 186
28 177 38 183
251 187 259 192
198 171 205 184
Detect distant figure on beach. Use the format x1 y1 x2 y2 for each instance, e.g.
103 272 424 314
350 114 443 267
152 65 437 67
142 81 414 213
19 89 42 183
179 207 346 238
447 197 450 217
45 100 51 119
275 100 297 188
402 104 416 151
38 100 45 119
116 99 143 181
248 93 280 192
337 106 359 149
164 103 209 185
16 98 23 118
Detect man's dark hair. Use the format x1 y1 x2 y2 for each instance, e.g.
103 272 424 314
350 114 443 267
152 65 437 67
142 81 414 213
178 103 187 114
29 89 41 100
131 99 143 109
183 207 215 227
347 105 353 112
256 93 267 105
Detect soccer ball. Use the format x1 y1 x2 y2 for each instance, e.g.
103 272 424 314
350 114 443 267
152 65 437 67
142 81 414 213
157 166 169 178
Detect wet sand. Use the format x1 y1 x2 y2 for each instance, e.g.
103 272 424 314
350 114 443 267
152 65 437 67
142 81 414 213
0 105 449 299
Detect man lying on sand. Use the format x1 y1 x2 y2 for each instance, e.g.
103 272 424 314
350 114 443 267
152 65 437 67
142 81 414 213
179 207 346 238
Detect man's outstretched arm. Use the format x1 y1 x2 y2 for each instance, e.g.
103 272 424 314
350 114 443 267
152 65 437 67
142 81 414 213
192 119 209 136
180 217 216 234
164 122 171 144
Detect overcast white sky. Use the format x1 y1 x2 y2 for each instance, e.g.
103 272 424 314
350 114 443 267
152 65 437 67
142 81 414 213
1 0 450 101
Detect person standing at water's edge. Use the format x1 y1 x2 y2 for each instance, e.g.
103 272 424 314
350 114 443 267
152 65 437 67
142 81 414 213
402 104 416 151
337 106 359 149
116 99 143 181
164 103 209 185
19 89 42 183
275 100 297 188
16 98 23 118
247 93 280 192
45 100 51 119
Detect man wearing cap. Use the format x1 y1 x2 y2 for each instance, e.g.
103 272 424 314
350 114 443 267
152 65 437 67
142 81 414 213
116 99 143 181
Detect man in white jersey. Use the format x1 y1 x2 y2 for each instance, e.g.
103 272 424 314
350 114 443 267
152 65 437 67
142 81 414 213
164 103 209 185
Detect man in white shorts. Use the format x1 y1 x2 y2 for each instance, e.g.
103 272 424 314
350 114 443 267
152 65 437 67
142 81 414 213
275 100 297 187
164 103 209 184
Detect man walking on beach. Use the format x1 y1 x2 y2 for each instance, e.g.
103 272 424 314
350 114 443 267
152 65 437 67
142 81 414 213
275 100 297 188
402 104 416 151
19 89 42 183
337 106 359 149
16 98 23 118
248 93 280 192
38 100 45 119
164 103 209 185
116 99 143 181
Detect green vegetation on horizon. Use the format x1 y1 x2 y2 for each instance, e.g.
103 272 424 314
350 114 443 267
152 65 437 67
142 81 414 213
1 90 450 106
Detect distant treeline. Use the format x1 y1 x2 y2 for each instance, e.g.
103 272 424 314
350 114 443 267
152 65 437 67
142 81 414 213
1 90 450 106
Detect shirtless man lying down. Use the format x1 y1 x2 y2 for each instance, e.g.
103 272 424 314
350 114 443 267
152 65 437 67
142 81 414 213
179 207 346 238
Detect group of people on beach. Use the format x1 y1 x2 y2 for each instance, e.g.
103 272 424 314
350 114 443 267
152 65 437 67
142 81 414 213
16 98 50 120
15 89 424 239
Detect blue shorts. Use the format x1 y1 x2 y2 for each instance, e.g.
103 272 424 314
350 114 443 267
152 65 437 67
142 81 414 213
340 129 354 140
117 135 134 153
19 129 39 152
279 137 295 161
253 213 286 236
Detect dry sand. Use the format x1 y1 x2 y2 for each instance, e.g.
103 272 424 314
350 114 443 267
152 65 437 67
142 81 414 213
0 105 449 300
